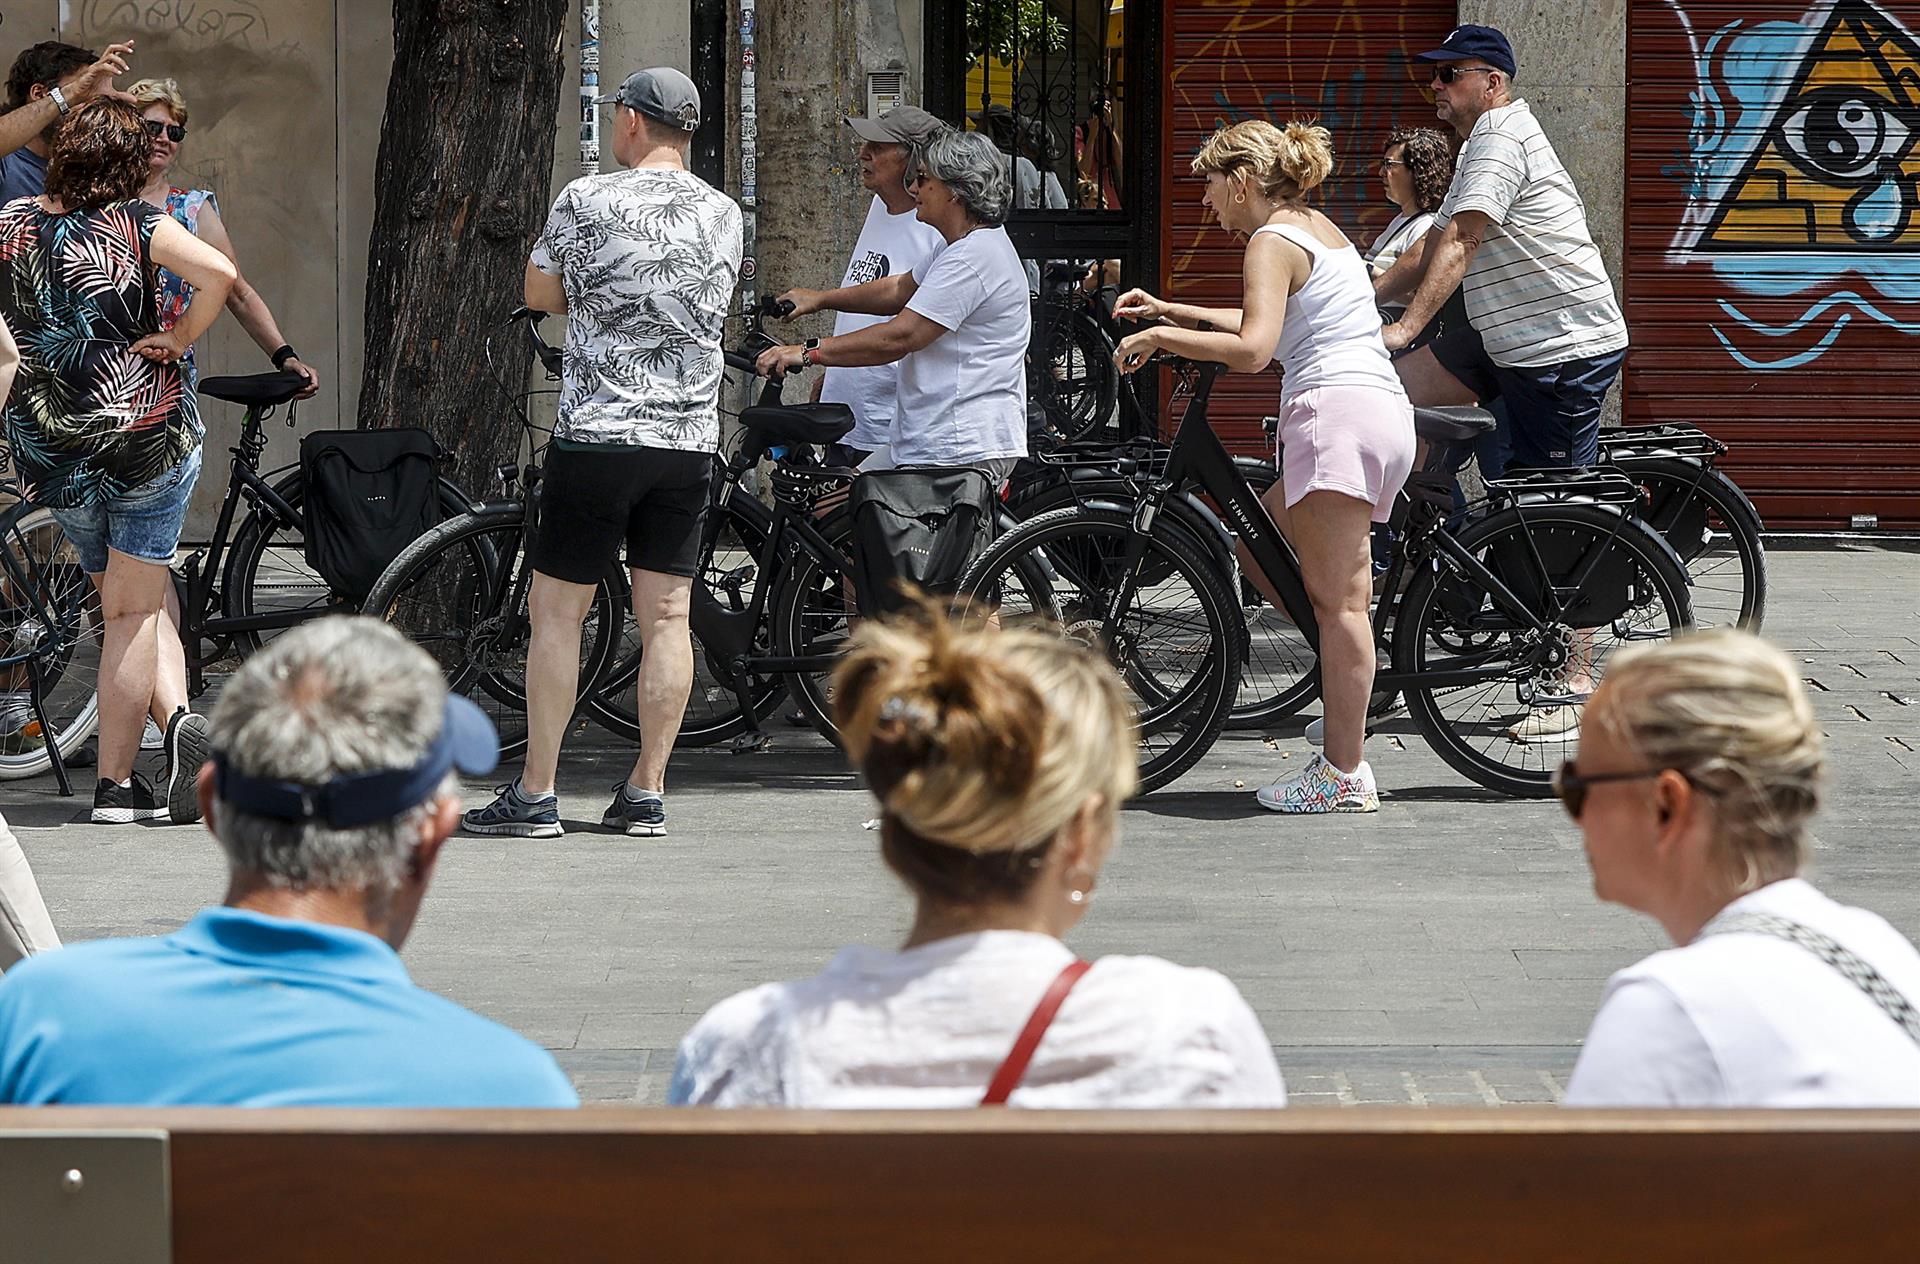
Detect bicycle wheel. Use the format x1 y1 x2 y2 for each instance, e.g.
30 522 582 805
768 509 858 746
1031 304 1118 444
585 492 787 747
0 506 101 780
362 508 619 761
957 506 1241 795
217 472 473 702
1621 458 1767 631
1394 504 1693 798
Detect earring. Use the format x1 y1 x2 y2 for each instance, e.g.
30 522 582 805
1068 888 1088 906
1233 192 1247 204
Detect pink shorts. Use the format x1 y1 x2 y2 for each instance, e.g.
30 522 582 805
1276 385 1416 524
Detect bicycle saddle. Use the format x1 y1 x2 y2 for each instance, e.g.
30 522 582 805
1412 405 1498 444
737 402 855 445
198 370 307 408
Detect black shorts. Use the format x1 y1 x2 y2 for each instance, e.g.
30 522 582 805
1428 324 1624 469
531 443 713 583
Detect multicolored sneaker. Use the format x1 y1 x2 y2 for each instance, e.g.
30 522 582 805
1255 752 1380 814
602 783 666 837
462 780 564 838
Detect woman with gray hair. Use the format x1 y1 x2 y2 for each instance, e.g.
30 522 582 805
1559 630 1920 1106
760 129 1030 479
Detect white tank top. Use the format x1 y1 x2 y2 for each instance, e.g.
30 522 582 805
1255 222 1406 402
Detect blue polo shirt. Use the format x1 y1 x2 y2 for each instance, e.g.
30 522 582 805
0 148 47 205
0 908 579 1107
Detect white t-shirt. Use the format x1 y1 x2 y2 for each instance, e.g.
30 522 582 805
820 197 947 452
893 226 1031 467
668 930 1287 1108
530 167 743 450
1366 210 1435 278
1433 100 1629 370
1566 879 1920 1107
1256 224 1406 403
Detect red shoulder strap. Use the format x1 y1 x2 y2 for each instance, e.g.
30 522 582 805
981 958 1093 1107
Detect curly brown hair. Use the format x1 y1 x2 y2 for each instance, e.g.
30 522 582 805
1385 127 1454 213
43 98 153 211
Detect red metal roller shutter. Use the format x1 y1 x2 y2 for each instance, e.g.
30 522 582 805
1626 0 1920 528
1161 1 1458 455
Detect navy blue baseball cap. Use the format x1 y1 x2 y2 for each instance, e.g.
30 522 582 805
1415 25 1516 77
213 694 499 829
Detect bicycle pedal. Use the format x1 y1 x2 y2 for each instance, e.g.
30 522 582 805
730 731 773 755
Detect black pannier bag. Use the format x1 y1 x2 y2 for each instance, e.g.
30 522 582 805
847 467 995 616
299 428 444 607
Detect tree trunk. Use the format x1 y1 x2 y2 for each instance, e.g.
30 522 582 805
357 0 568 499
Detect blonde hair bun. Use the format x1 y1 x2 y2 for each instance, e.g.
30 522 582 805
834 598 1138 859
1191 118 1334 200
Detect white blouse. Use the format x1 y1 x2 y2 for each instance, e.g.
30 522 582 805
1566 879 1920 1107
669 930 1287 1108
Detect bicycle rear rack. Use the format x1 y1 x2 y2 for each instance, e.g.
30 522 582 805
1484 466 1642 508
1597 422 1726 462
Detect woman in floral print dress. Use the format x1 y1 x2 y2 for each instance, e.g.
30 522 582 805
0 98 236 823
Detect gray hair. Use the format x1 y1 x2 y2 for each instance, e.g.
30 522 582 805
209 617 454 900
912 129 1011 226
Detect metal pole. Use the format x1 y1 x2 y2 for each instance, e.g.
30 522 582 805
581 0 601 176
738 0 759 317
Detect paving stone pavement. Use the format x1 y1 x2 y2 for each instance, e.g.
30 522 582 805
5 541 1917 1106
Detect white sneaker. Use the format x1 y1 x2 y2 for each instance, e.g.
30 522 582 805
1507 705 1582 744
140 716 165 751
1255 752 1380 813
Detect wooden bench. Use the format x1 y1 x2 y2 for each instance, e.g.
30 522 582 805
4 1108 1918 1261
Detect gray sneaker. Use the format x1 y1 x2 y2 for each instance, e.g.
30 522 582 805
463 781 564 838
601 783 666 837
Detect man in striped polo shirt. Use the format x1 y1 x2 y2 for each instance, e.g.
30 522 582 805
1378 25 1629 471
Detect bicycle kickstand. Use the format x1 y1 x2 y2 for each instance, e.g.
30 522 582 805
26 659 72 797
726 657 774 755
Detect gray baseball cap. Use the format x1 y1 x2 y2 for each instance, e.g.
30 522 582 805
598 67 701 132
846 105 948 148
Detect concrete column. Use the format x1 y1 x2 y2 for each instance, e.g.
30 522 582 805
747 0 920 345
1457 0 1629 422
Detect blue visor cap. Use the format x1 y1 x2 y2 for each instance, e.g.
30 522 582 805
213 695 499 829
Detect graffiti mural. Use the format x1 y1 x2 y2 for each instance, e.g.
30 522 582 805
1166 5 1454 276
1666 0 1920 369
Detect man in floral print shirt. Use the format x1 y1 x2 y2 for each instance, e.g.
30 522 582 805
463 68 741 844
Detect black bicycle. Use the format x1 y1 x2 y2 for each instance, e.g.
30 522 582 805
0 486 97 788
360 312 624 759
0 371 474 790
957 358 1697 798
581 303 875 752
169 372 474 701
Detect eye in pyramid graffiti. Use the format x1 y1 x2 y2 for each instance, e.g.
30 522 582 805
1701 0 1920 251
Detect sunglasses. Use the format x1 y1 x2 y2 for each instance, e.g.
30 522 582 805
1379 158 1408 170
144 120 188 143
1432 64 1496 84
1551 762 1663 818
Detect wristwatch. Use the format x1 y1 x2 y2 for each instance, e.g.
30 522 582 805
49 86 71 116
801 338 820 369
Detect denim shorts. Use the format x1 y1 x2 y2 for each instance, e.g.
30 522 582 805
1430 325 1625 469
48 446 202 574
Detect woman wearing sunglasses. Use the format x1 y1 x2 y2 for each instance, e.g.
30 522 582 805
1560 631 1920 1106
127 78 319 400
